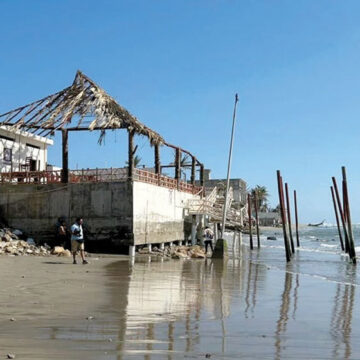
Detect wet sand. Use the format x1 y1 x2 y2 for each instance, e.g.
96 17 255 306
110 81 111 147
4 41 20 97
1 246 360 359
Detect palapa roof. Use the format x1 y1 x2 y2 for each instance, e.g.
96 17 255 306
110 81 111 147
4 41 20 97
0 71 164 145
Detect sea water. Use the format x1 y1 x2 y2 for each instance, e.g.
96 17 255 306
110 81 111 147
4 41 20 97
229 225 360 286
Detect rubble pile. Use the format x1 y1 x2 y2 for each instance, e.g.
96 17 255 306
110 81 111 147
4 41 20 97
0 228 71 257
139 245 207 259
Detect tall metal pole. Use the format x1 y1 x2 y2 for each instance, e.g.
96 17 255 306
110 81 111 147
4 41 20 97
220 94 239 238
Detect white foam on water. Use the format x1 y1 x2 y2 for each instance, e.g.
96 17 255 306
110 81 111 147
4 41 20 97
320 244 337 248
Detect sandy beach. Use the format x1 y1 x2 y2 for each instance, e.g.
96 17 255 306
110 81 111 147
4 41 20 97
1 234 360 360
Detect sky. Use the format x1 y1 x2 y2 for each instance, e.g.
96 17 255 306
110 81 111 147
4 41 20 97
1 0 360 223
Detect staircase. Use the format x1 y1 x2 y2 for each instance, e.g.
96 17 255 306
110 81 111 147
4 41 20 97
187 186 244 227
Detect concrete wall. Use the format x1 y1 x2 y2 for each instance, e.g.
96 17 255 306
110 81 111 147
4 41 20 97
0 180 200 251
0 182 133 251
133 181 198 245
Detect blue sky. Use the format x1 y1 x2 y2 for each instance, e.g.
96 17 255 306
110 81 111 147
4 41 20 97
1 0 360 223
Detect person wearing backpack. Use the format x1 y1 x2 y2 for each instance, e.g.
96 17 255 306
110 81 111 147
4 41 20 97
203 226 214 254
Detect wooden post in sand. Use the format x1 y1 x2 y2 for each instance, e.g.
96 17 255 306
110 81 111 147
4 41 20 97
277 171 291 262
128 130 135 180
247 193 253 250
293 190 300 247
61 129 69 183
332 176 350 254
341 167 356 264
330 186 344 252
285 183 295 254
254 192 260 248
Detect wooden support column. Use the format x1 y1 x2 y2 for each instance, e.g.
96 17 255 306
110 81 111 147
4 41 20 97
200 164 204 187
61 129 68 183
154 144 160 174
190 156 196 185
128 130 135 179
175 148 181 182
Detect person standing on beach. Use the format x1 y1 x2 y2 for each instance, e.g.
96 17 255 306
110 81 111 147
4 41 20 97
203 226 214 254
71 217 88 265
57 220 68 248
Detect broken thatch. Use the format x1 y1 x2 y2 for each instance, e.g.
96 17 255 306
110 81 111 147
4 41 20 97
0 71 164 145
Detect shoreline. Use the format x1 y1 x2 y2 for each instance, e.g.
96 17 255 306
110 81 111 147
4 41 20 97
2 240 360 359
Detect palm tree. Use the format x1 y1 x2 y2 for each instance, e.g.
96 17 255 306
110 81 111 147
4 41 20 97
126 155 142 168
250 185 269 212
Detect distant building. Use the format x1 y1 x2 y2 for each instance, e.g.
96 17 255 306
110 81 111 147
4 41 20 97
0 126 53 172
258 212 281 226
196 169 247 207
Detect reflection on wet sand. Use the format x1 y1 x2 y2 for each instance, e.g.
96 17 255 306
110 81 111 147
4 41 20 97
331 283 355 359
275 271 293 360
105 246 360 359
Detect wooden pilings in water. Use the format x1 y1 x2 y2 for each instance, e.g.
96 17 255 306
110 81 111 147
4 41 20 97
285 183 295 254
247 193 253 250
254 192 260 248
331 166 356 264
332 176 350 254
276 170 291 262
341 167 356 264
293 190 300 247
330 186 344 251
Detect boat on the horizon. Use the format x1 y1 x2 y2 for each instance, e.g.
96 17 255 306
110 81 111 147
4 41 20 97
308 220 325 227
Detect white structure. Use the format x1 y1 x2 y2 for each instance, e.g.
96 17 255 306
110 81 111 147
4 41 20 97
0 126 53 172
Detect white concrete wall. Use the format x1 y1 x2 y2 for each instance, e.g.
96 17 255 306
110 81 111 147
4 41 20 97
0 127 52 172
133 181 199 245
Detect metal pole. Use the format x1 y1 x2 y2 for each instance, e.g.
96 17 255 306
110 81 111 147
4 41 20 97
221 94 239 238
330 186 344 251
285 183 295 254
293 190 300 247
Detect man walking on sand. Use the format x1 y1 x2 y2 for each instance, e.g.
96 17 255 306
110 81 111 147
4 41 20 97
71 217 88 265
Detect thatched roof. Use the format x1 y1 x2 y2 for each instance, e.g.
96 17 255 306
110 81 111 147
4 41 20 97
0 71 164 145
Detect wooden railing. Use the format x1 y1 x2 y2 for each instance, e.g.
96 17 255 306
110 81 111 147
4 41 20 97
0 168 203 195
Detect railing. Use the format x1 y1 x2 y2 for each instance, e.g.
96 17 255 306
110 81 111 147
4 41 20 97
0 168 203 195
133 168 202 195
0 170 62 184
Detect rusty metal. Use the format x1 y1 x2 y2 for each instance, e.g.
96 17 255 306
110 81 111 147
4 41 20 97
330 186 344 251
285 183 295 254
293 190 300 247
247 193 253 250
277 171 291 262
